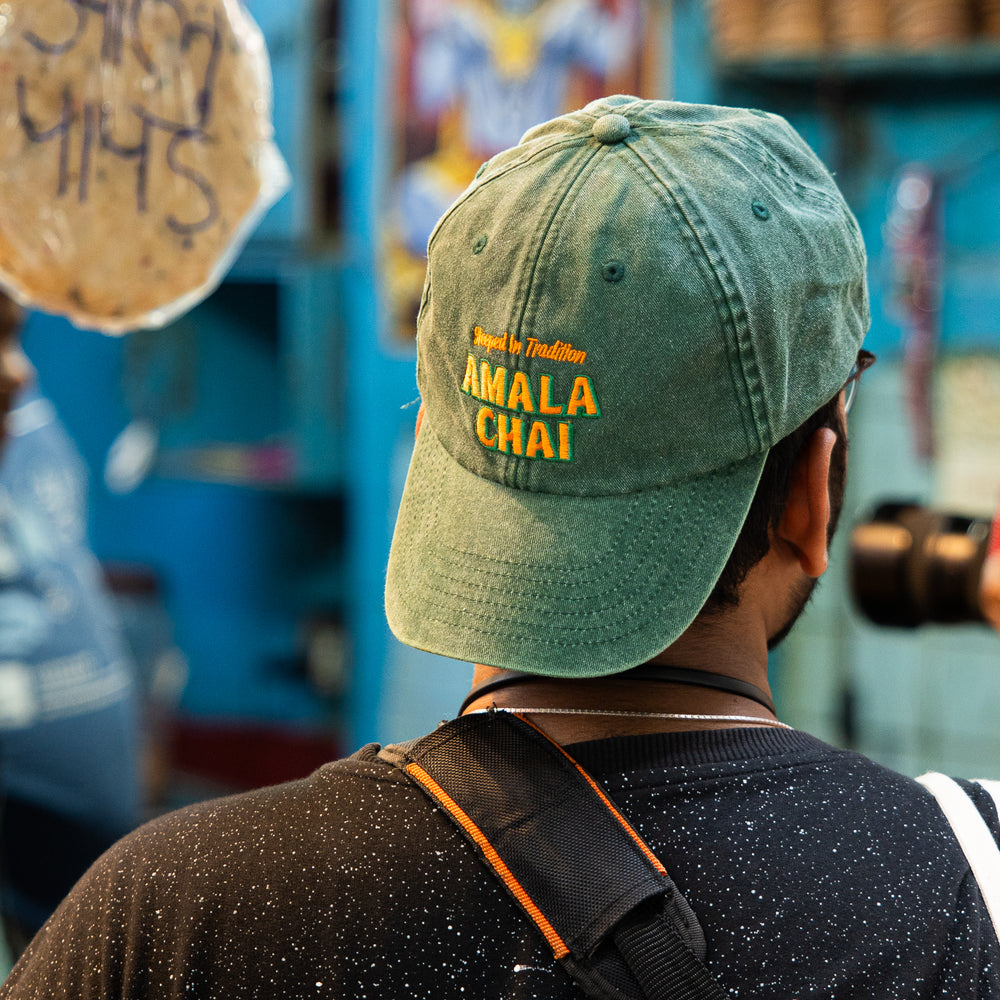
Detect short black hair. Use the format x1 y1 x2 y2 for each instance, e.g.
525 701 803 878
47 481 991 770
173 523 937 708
703 392 847 610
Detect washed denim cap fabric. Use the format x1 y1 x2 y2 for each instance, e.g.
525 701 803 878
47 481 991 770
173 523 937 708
385 95 870 678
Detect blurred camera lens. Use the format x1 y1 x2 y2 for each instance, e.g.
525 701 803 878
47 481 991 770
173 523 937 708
849 502 992 627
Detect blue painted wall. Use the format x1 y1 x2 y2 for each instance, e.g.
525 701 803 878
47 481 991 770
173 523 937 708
20 0 349 731
23 0 1000 766
667 1 1000 773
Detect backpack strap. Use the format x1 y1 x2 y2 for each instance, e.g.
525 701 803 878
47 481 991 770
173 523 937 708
917 772 1000 940
380 710 728 1000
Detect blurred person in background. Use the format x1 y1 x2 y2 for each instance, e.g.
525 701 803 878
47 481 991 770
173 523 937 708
0 292 140 966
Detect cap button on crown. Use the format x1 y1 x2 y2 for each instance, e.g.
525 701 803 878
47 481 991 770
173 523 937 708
592 113 631 145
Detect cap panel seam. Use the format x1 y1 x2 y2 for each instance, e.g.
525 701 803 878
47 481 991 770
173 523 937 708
425 136 590 254
464 146 591 489
504 142 603 490
704 129 841 204
629 123 847 209
692 127 868 271
632 124 867 274
622 143 766 453
515 142 605 338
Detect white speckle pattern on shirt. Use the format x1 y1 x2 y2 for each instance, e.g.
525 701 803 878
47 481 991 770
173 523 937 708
2 727 998 998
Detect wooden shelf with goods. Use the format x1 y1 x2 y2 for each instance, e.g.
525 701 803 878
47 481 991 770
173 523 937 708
711 0 1000 87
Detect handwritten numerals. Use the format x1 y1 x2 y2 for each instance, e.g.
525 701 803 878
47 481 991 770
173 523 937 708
26 0 207 77
15 0 225 237
166 131 220 237
15 79 74 197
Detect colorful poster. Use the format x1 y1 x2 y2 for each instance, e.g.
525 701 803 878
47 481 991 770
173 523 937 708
386 0 660 341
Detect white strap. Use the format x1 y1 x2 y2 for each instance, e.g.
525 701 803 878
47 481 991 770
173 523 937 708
917 772 1000 940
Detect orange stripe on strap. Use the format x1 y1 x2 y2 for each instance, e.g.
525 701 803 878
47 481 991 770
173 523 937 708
515 714 668 876
405 762 570 959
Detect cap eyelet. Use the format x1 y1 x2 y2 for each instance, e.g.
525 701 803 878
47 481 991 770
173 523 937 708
751 200 770 220
472 234 489 254
602 260 625 283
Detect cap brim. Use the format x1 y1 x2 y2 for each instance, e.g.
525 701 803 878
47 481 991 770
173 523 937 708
386 426 768 678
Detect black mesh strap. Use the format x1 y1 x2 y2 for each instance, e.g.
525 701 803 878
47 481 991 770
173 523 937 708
380 711 728 1000
614 907 727 1000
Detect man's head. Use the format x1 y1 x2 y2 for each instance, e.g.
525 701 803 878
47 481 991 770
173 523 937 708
702 347 872 645
386 96 870 678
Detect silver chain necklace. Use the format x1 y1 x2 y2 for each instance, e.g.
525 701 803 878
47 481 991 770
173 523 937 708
471 706 793 730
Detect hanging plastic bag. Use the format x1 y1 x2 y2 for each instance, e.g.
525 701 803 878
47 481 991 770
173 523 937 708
0 0 289 333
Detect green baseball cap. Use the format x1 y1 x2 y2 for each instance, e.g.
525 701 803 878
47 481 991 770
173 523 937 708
386 95 869 678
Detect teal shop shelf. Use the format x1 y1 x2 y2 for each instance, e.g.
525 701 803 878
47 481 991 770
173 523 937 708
245 0 343 244
720 42 1000 81
122 253 343 491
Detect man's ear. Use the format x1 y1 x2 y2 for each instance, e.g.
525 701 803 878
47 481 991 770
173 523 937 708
776 427 837 578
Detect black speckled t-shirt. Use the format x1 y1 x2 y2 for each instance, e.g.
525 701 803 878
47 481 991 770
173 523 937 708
3 726 998 998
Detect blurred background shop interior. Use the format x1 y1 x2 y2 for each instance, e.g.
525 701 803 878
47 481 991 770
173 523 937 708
16 0 1000 813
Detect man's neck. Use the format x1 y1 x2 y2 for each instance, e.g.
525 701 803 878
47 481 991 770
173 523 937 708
461 616 778 744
